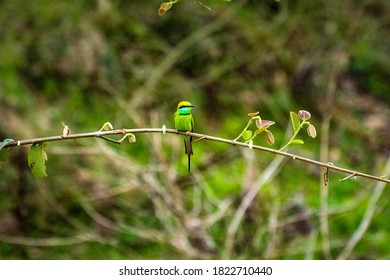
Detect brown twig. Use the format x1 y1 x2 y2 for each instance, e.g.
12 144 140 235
3 128 390 184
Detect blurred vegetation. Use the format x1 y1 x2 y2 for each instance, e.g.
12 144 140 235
1 0 390 259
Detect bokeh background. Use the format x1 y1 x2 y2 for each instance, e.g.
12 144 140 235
1 0 390 259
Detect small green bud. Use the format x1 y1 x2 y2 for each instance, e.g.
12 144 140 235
102 122 113 131
127 133 136 143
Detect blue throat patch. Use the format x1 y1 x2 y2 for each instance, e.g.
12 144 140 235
178 107 192 115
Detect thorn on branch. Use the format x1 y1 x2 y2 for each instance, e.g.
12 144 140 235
339 172 357 182
99 135 122 145
194 135 207 142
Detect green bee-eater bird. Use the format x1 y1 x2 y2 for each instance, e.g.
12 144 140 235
174 101 195 172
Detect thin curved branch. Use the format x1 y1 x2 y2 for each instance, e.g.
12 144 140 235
2 127 390 184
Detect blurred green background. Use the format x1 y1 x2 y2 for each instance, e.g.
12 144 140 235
1 0 390 259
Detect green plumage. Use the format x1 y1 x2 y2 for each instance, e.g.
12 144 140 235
174 101 194 172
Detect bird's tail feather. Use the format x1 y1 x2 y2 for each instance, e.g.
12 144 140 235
184 139 193 155
184 138 193 172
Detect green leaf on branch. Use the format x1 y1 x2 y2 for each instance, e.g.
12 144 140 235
243 130 253 141
0 139 14 151
0 139 14 168
290 112 301 133
28 143 48 178
291 139 304 145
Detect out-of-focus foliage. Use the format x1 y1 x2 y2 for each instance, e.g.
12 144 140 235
1 0 390 259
